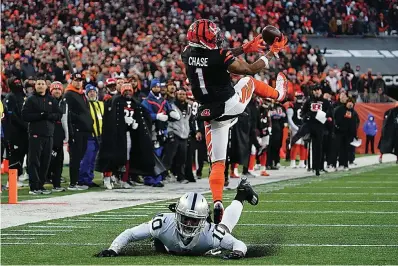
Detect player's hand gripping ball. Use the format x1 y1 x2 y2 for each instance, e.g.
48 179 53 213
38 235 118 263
261 25 282 45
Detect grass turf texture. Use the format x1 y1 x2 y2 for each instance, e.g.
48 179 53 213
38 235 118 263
1 163 397 265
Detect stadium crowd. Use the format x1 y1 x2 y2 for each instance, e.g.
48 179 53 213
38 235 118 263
1 0 397 194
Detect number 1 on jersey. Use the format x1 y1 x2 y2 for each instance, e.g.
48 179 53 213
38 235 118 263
195 68 208 95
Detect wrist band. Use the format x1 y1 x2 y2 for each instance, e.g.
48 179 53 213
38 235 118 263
259 56 269 69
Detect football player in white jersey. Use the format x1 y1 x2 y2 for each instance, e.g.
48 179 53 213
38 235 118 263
96 178 258 259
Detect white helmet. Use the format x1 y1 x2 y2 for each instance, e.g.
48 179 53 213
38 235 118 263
175 192 209 238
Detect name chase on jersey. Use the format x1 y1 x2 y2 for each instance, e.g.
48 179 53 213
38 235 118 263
188 57 208 67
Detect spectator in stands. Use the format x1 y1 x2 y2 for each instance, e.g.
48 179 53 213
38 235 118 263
372 73 386 93
356 72 372 94
47 82 68 192
341 70 354 92
22 76 62 195
363 114 378 154
325 70 341 94
375 87 390 103
64 73 93 191
79 85 103 188
21 57 36 79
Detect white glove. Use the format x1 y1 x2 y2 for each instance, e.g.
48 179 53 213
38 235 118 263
169 110 180 120
132 120 139 129
156 113 169 122
124 116 134 125
268 127 272 135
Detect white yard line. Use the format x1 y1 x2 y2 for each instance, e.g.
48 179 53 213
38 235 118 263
238 224 398 227
261 200 398 203
28 225 91 229
243 210 398 214
92 214 148 217
294 187 398 189
343 181 398 183
2 237 37 240
1 233 57 236
271 192 398 195
7 230 72 232
66 220 126 222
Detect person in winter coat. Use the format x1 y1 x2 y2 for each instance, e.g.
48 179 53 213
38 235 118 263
141 79 179 187
63 73 94 190
2 76 29 187
363 114 378 154
78 84 104 187
96 83 161 187
47 81 68 192
21 76 62 195
378 103 398 164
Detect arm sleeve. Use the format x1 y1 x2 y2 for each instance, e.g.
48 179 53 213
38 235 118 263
109 223 152 254
21 98 42 122
141 100 157 121
219 233 248 255
220 49 236 68
61 102 69 140
286 108 299 131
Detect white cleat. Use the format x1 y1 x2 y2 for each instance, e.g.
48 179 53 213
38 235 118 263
298 160 306 168
103 177 113 190
290 160 297 168
19 174 29 181
120 181 133 189
276 72 288 101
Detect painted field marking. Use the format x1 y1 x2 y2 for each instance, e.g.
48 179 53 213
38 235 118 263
1 237 37 240
261 200 398 203
93 214 148 217
243 210 398 214
29 225 90 229
271 192 398 195
1 233 57 236
2 242 398 248
66 219 126 222
295 187 398 189
238 224 398 227
7 230 73 232
343 181 398 184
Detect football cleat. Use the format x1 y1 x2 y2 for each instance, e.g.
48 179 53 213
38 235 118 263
276 72 287 101
213 201 224 225
237 177 259 205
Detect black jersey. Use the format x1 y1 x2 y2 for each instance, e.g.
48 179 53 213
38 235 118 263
181 46 236 104
292 103 303 127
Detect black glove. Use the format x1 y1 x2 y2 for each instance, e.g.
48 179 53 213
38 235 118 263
40 112 48 119
223 250 244 260
95 249 118 257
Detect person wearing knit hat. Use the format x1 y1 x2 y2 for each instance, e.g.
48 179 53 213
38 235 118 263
85 84 98 102
79 84 103 187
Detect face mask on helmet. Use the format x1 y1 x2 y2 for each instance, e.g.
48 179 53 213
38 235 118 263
295 95 304 103
175 193 208 239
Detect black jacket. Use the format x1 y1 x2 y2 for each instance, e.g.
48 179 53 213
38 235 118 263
63 86 93 135
21 91 62 137
334 105 358 138
378 107 398 155
2 89 28 143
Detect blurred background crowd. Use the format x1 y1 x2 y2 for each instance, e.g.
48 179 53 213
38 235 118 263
1 0 397 194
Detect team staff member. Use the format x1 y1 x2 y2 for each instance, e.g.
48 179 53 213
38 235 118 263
64 73 93 190
22 76 62 195
293 86 333 176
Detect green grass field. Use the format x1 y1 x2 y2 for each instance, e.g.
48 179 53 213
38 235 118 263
1 163 397 265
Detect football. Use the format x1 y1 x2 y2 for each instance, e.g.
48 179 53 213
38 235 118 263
261 25 282 45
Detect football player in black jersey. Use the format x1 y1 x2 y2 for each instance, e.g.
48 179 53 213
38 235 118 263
181 19 288 223
286 92 307 168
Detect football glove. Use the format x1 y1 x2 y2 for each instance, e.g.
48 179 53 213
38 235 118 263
156 113 168 122
270 34 288 58
169 110 181 120
124 116 134 125
95 249 118 257
223 250 245 260
242 35 266 54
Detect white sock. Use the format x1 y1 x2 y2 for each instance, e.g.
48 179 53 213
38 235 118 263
220 200 243 233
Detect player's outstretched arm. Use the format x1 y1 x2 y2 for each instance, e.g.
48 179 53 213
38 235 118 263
96 223 152 257
227 50 273 76
228 35 266 57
